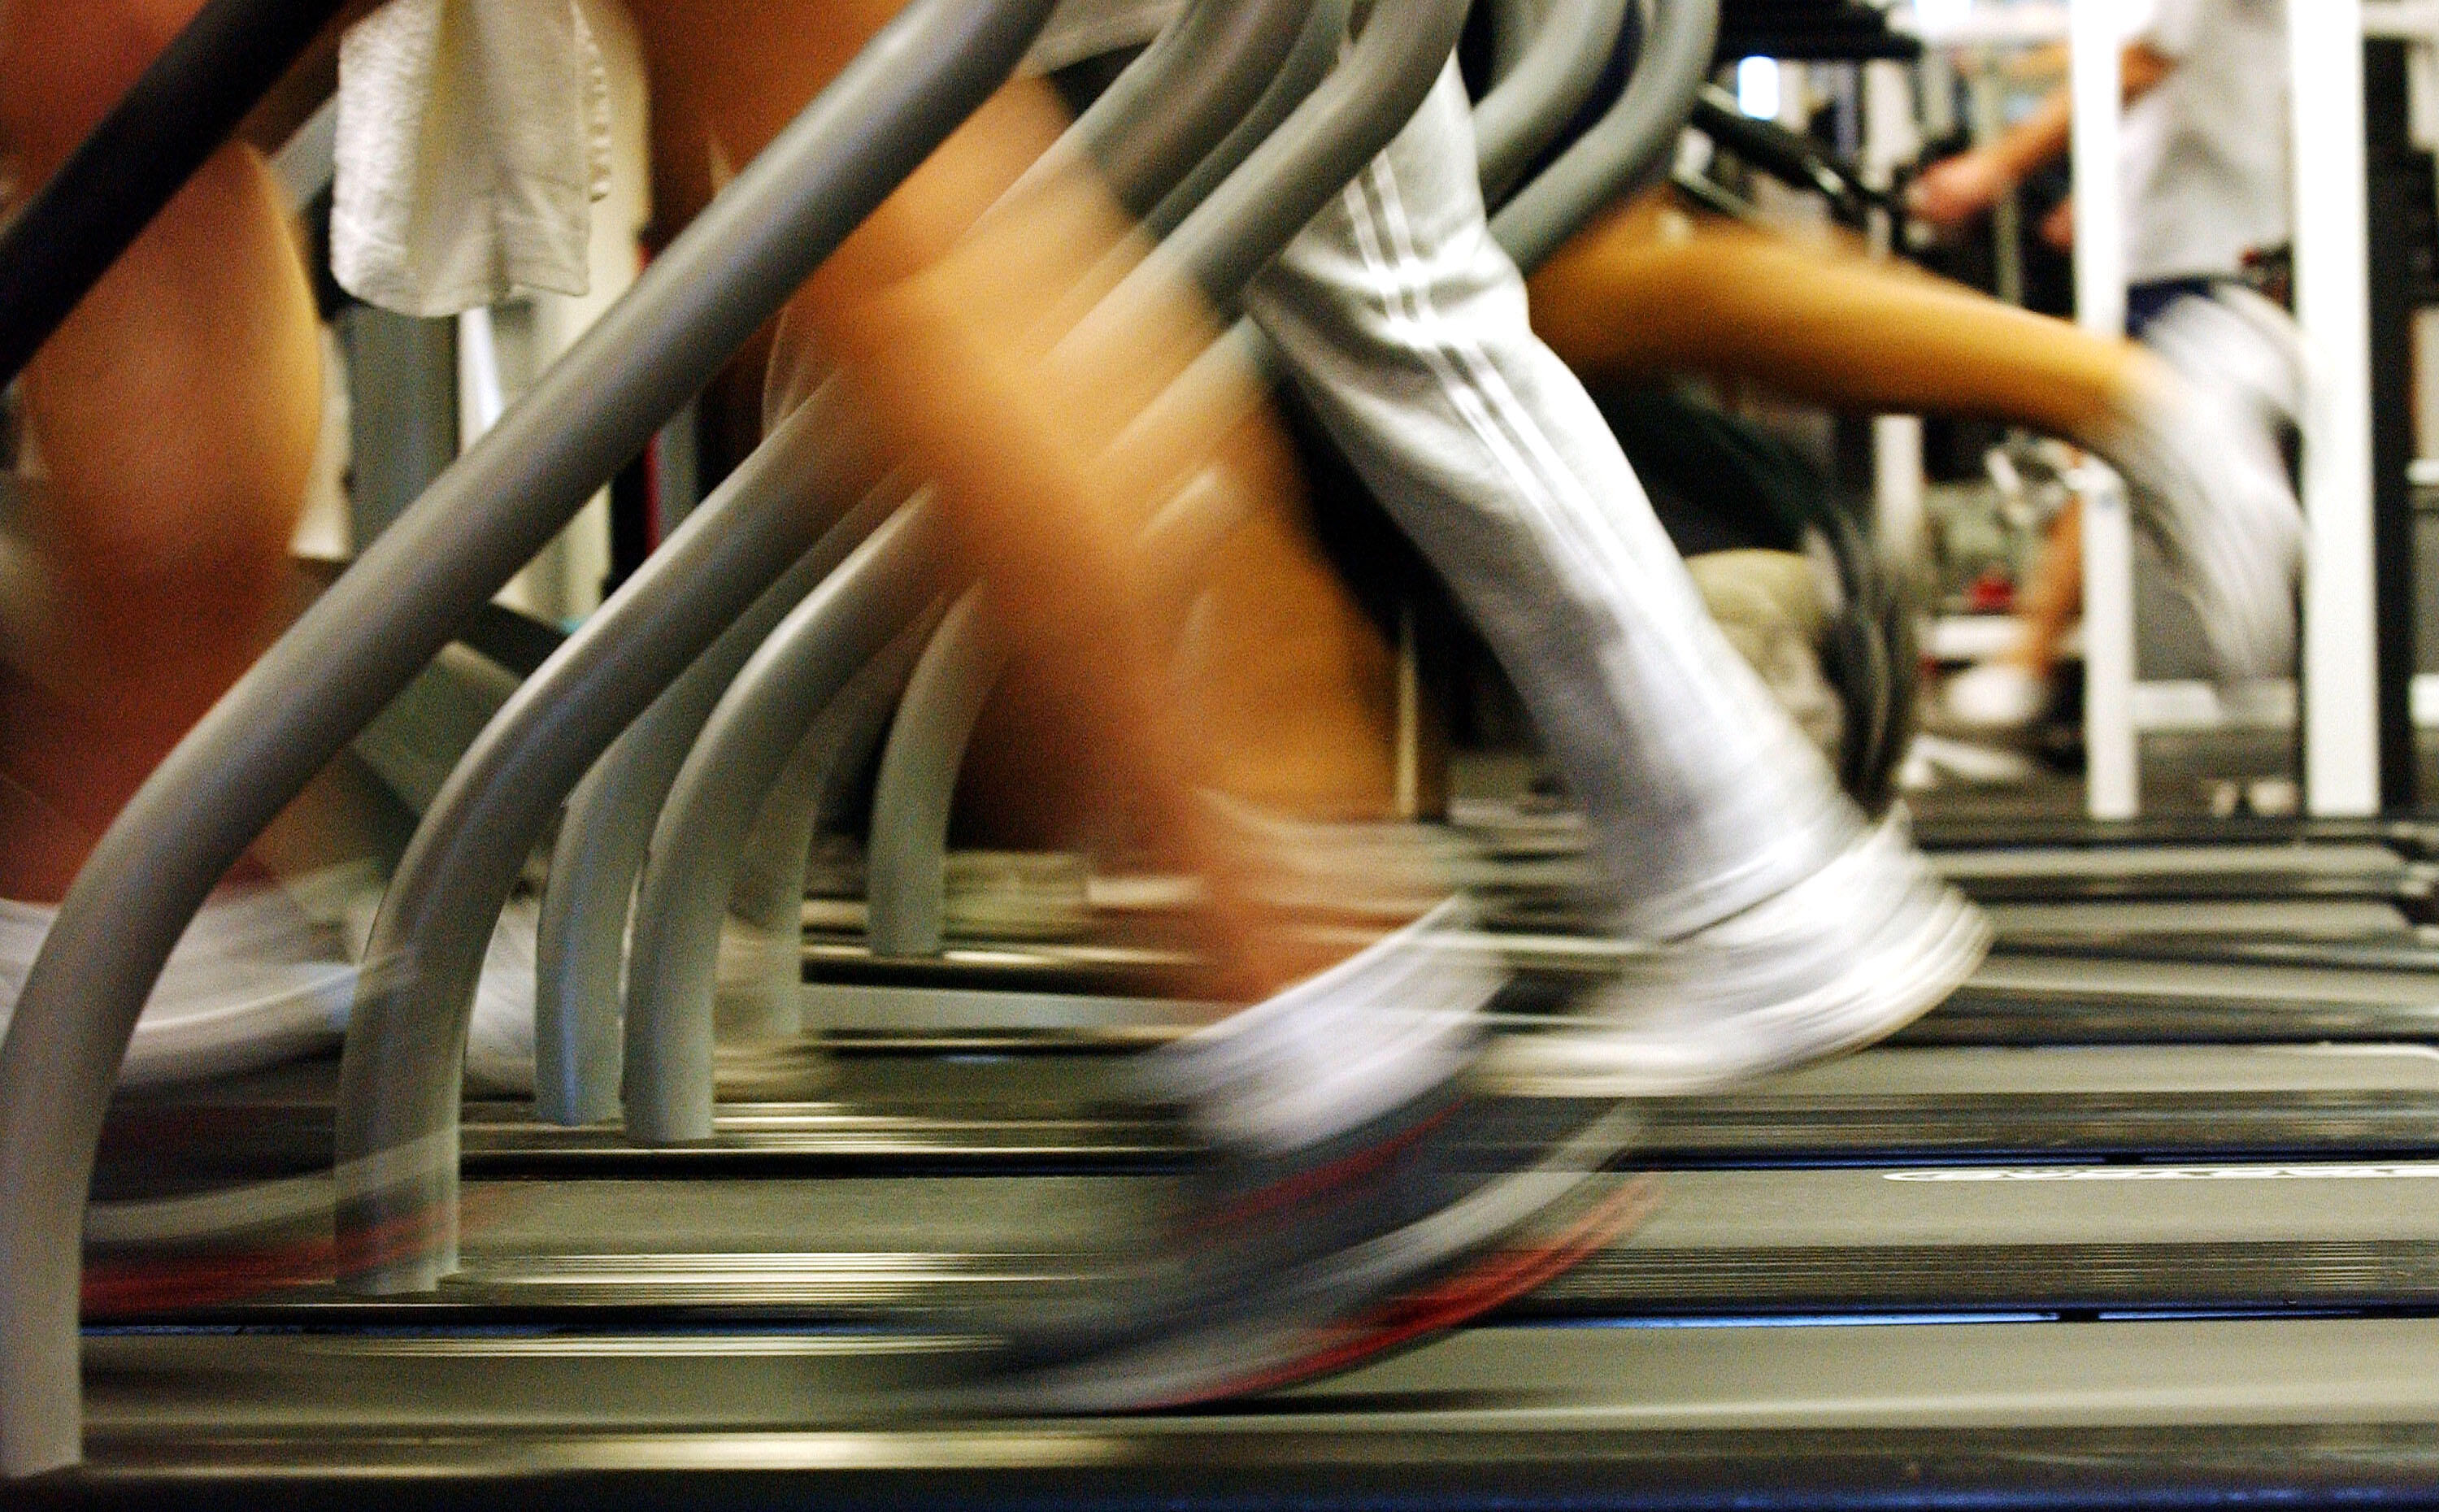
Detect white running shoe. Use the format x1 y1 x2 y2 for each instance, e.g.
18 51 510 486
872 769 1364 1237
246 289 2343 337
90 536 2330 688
0 871 543 1091
1939 660 2047 734
1489 817 1991 1097
2153 285 2306 437
976 897 1652 1412
0 878 357 1087
2098 337 2304 684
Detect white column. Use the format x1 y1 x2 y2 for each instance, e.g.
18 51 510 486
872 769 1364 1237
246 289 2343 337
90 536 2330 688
2293 0 2382 815
1863 60 1927 559
2071 0 2137 819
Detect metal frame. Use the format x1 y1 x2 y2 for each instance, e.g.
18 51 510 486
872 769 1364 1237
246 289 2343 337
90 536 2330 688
331 389 897 1294
1146 0 1353 237
620 504 945 1145
2067 0 2137 822
2076 2 2383 820
1068 0 1318 219
854 0 1719 976
1487 0 1723 273
864 592 1014 961
50 1326 2439 1507
0 0 1063 1472
620 0 1475 1130
2294 2 2383 816
722 606 948 1040
525 389 891 1127
1472 0 1635 206
544 0 1319 1132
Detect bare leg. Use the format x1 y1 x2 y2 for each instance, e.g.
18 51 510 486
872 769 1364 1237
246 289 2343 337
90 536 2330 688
1529 195 2145 445
633 1 1399 1000
0 0 323 902
2011 497 2083 679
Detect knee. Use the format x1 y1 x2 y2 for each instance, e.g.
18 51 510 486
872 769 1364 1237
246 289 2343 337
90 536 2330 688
2 0 207 168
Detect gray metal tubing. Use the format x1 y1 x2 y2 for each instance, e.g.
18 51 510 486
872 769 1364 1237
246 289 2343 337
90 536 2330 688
853 460 1258 964
623 502 946 1145
330 398 898 1297
726 605 946 1038
858 0 1469 971
1472 0 1634 206
1076 0 1315 219
1143 0 1344 239
529 467 897 1126
1489 0 1720 274
1489 0 1541 80
528 389 885 1127
864 591 1016 959
1133 0 1471 302
0 0 1056 1472
654 0 1314 1038
272 94 337 211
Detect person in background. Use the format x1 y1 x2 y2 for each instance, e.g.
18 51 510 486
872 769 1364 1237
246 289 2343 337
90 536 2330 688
1908 0 2303 734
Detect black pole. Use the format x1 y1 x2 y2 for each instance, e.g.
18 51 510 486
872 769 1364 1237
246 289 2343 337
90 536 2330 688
0 0 347 388
2367 39 2421 810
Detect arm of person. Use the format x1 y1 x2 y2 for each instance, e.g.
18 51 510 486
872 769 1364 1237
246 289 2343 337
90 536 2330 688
1908 39 2175 229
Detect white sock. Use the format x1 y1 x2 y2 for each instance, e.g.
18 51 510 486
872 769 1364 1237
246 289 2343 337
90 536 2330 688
1137 897 1493 1154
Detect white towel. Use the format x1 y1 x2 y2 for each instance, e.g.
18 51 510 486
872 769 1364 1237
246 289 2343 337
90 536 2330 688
333 0 611 318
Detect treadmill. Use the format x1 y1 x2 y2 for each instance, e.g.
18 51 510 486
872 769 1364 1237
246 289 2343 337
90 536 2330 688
18 0 2439 1506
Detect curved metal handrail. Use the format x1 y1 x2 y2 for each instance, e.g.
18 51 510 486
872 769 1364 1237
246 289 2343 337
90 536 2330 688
1472 0 1634 206
1488 0 1722 275
525 451 901 1127
863 591 1015 960
621 503 946 1143
330 397 889 1295
1143 0 1349 238
620 0 1471 1127
1079 0 1319 219
721 606 946 1040
520 378 892 1127
0 0 1060 1471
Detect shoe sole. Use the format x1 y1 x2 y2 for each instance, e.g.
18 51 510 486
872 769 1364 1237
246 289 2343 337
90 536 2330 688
981 1168 1663 1414
967 1101 1650 1414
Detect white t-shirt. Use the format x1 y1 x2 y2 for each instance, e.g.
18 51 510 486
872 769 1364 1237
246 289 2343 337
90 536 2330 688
2120 0 2291 284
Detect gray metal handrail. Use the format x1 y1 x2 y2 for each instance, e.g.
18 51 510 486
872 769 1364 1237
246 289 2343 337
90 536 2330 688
332 398 895 1296
1143 0 1346 239
622 502 946 1144
1472 0 1634 206
998 0 1311 226
854 0 1505 973
525 466 902 1127
0 0 1059 1471
524 389 889 1127
722 606 946 1042
615 0 1468 1124
530 552 831 1124
1489 0 1720 274
1143 0 1473 311
1078 0 1317 219
531 0 1302 1129
863 591 1015 960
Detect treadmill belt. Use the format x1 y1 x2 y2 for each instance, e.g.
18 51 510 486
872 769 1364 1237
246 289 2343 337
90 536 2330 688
86 1145 2439 1322
1980 897 2415 938
89 1044 2439 1201
50 1319 2439 1508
